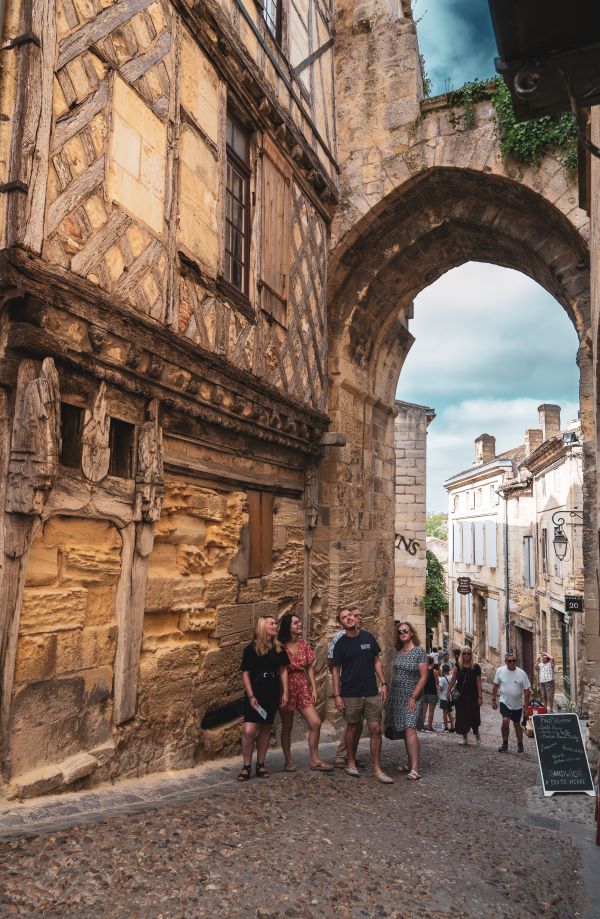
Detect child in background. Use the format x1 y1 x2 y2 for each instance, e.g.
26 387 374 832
438 664 455 732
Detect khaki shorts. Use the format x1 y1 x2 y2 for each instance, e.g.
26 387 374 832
343 694 382 724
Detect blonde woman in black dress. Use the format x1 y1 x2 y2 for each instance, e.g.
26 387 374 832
386 621 429 780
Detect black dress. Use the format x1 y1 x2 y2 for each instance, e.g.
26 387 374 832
454 664 482 735
240 644 290 725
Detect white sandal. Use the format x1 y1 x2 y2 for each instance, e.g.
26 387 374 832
406 769 422 780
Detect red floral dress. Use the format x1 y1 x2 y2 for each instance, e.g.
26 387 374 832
280 639 316 712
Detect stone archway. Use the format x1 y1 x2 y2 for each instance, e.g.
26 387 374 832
314 2 597 728
318 164 593 680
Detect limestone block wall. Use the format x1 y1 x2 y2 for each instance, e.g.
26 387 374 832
9 517 122 778
394 401 431 639
111 480 306 779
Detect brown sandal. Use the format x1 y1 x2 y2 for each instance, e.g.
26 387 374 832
256 762 270 778
237 764 252 782
310 762 334 772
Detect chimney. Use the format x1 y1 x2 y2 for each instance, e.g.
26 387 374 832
474 433 496 465
524 428 543 455
538 404 561 441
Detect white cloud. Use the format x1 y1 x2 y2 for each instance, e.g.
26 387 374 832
425 397 579 512
396 263 580 512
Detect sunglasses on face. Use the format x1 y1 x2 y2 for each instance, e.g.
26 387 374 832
463 652 472 656
398 629 410 635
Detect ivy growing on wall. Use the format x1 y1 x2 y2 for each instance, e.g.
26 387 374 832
447 76 578 172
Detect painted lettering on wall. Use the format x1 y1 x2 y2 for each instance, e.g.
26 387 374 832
395 534 420 555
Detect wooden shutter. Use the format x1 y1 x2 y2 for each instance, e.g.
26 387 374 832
487 598 499 649
260 138 291 327
248 490 273 577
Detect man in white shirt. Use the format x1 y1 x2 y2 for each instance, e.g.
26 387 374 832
492 652 531 753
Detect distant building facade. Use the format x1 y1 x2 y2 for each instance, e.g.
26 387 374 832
446 405 584 704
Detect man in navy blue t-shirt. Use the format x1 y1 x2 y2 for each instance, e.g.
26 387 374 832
331 608 392 783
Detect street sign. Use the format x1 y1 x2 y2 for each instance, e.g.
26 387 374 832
532 713 595 797
565 595 584 613
457 576 471 595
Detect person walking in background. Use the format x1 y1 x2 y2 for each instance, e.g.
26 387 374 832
328 605 364 768
537 651 555 712
438 663 454 732
452 648 462 674
492 652 531 753
448 647 482 746
386 621 429 780
331 608 392 783
238 616 289 781
278 612 333 772
422 655 439 732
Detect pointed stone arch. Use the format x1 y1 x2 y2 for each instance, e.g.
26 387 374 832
317 165 593 670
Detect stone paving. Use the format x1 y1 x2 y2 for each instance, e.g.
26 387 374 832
0 706 597 918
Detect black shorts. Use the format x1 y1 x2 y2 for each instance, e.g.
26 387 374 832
499 702 522 722
440 700 451 711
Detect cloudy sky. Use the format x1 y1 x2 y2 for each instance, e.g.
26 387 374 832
414 0 497 95
393 4 580 513
397 265 580 512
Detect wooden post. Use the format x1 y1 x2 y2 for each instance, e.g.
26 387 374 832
0 357 60 745
113 401 163 724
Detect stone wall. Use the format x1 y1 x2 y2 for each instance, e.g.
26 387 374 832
394 400 432 638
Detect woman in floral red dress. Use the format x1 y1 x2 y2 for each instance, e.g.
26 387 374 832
278 612 333 772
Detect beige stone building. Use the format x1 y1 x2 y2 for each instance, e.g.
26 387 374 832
1 0 600 795
0 0 336 797
394 400 434 639
446 406 584 703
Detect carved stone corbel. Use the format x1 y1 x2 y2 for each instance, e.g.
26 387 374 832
1 358 61 742
134 399 164 523
113 401 164 725
81 382 110 483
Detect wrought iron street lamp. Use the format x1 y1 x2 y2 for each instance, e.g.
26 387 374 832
551 510 584 560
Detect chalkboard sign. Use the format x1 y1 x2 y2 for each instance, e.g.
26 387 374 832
532 713 595 797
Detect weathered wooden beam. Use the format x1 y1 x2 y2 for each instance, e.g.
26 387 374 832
46 156 105 235
57 0 154 69
6 0 56 252
51 79 109 154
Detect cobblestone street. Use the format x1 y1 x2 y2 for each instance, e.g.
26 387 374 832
0 706 597 918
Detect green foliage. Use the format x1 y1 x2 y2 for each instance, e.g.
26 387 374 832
448 78 491 129
426 512 448 539
420 55 432 98
422 549 447 632
491 78 577 171
446 76 577 172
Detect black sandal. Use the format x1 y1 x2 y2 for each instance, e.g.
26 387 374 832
255 762 270 778
237 763 252 781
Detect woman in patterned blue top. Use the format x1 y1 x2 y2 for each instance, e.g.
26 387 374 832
386 621 429 780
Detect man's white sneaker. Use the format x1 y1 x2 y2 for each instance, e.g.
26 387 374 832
458 736 468 745
475 733 481 745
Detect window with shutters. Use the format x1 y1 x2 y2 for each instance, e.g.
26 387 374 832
465 593 473 635
289 0 312 96
487 597 500 649
259 138 291 327
224 114 251 301
247 491 273 578
484 520 497 568
454 590 462 629
262 0 283 43
474 521 485 566
523 535 535 587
